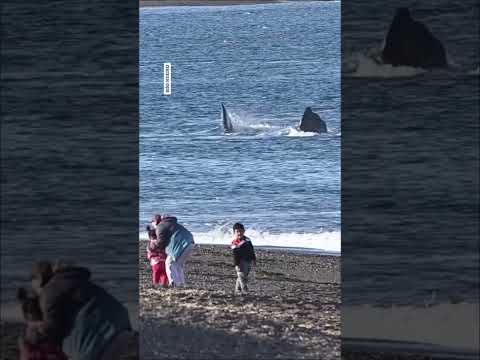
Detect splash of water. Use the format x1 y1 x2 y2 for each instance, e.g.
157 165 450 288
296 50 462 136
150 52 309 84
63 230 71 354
222 109 337 138
345 49 427 78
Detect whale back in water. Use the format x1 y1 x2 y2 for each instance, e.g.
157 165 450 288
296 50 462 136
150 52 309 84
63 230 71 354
221 103 233 133
299 107 327 133
381 8 447 69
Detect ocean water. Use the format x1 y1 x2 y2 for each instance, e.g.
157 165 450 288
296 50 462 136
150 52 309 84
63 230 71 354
341 0 480 352
341 0 479 353
140 1 341 253
1 1 138 322
342 0 479 306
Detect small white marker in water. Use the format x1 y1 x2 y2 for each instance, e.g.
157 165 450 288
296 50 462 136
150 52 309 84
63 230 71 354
164 63 171 95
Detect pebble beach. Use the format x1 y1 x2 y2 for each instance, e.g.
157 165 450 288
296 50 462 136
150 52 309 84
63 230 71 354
140 244 341 359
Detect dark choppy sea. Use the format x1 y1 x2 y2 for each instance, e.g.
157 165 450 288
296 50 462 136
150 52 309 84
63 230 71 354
342 0 478 353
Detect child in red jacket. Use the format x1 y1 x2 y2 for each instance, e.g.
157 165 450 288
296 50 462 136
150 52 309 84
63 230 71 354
231 223 256 295
147 224 169 287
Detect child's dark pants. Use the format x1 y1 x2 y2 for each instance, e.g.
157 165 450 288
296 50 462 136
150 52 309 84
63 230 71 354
235 260 252 294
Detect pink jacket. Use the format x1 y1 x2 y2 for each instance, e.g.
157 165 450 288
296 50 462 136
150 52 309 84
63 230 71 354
147 240 167 266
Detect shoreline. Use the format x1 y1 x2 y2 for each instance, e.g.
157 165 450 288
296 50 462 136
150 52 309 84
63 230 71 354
140 0 284 7
139 238 341 256
254 244 340 255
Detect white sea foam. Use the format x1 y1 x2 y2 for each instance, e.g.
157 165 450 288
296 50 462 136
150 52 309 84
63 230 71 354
284 126 319 137
346 51 427 78
248 123 275 130
140 227 341 253
226 111 277 131
344 47 477 79
343 302 479 353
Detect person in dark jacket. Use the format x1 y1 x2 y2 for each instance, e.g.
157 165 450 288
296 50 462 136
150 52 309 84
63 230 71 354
17 286 68 360
28 261 133 360
230 223 256 295
151 214 162 228
154 215 195 287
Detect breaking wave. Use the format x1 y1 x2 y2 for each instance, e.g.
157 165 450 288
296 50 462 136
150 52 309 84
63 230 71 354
140 226 341 254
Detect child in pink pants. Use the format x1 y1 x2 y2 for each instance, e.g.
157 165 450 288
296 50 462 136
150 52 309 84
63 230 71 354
147 224 168 287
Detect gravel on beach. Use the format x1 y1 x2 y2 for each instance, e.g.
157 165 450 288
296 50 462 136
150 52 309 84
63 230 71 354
140 244 341 359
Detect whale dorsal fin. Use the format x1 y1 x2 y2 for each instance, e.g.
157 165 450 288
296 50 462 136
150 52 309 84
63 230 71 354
221 103 233 133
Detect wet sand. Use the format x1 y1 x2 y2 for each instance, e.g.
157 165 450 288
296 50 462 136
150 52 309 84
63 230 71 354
140 244 341 359
140 0 283 7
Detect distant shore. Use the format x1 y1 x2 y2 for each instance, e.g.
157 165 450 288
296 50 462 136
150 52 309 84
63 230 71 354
140 0 284 7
